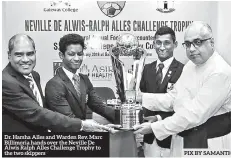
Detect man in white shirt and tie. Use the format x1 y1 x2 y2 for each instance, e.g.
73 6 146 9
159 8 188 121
134 21 231 156
139 26 184 157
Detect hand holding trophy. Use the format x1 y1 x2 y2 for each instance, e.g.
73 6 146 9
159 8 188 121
109 33 147 130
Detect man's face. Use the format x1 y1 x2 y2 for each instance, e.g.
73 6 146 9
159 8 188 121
8 39 36 75
154 34 177 62
184 29 214 65
60 44 84 73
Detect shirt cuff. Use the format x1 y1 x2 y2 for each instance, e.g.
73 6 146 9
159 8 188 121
151 121 168 141
156 115 162 121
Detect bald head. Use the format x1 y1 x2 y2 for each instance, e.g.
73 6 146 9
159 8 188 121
185 21 213 39
8 34 36 75
8 34 35 53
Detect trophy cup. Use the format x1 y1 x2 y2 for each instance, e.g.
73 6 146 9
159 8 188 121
109 33 147 130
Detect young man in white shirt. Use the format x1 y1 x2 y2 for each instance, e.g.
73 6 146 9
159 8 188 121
139 26 184 157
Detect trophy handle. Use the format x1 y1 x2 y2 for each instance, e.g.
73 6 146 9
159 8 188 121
109 46 126 102
132 47 147 92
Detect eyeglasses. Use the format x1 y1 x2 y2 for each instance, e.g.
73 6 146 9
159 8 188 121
182 37 212 49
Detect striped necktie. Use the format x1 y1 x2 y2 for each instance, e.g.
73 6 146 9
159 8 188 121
73 74 81 98
25 75 41 106
156 63 164 86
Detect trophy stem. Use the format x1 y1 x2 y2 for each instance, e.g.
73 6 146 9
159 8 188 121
109 34 147 130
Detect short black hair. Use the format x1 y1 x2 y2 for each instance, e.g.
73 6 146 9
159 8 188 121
59 33 85 54
8 34 35 52
154 26 176 42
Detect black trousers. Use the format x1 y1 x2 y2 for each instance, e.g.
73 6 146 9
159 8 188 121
179 112 231 148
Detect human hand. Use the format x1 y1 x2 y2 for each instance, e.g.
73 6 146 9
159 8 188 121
105 124 122 134
81 120 107 132
133 122 153 135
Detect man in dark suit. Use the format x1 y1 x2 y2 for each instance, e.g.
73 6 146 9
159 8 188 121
45 34 116 130
139 26 184 157
2 34 112 132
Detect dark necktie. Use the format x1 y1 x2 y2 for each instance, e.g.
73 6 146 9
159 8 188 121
25 75 41 106
156 63 164 86
73 74 81 98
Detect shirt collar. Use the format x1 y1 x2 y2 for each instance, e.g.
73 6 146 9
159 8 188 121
62 67 79 81
156 57 174 69
23 73 33 79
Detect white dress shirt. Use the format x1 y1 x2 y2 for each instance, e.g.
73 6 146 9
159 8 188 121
143 57 174 157
155 57 174 121
142 52 231 155
156 57 174 83
62 67 80 85
62 67 86 131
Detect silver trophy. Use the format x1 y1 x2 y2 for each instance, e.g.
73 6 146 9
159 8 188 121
109 33 147 130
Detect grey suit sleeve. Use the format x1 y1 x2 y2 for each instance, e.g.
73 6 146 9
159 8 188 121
3 79 82 132
85 76 115 123
45 80 76 118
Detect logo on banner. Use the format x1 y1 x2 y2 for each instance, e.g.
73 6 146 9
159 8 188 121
156 1 175 13
53 61 62 75
91 65 113 81
167 82 174 92
97 1 126 18
53 62 113 81
50 0 71 7
79 64 90 76
44 0 78 12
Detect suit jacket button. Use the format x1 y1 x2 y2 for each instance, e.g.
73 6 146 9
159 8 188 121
194 127 198 131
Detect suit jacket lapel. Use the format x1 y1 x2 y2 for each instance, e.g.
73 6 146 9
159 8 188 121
6 63 38 102
150 61 157 78
56 68 84 112
149 61 159 92
159 58 179 90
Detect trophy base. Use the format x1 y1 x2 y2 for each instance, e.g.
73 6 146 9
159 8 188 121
119 127 135 131
120 103 142 130
107 99 143 130
115 124 134 131
113 125 134 131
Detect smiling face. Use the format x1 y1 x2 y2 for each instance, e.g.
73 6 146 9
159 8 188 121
184 23 214 65
154 34 177 62
59 44 84 73
8 36 36 75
